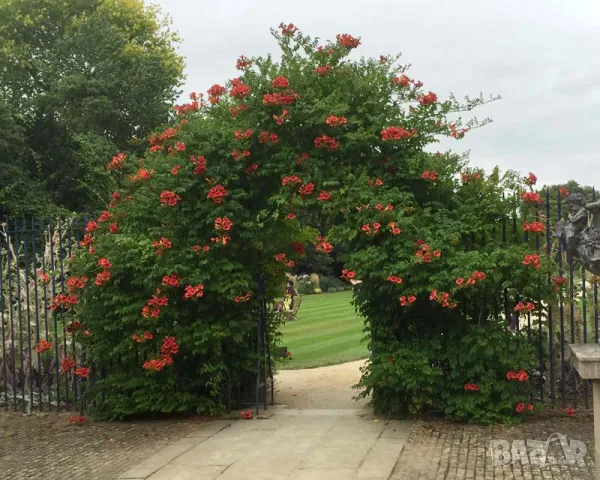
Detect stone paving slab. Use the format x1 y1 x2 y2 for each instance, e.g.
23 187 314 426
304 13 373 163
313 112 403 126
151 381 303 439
119 408 411 480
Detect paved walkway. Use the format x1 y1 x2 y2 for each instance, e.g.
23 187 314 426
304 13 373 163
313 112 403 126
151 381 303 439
118 408 412 480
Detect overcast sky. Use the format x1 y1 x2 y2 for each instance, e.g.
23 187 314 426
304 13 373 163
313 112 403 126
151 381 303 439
154 0 600 189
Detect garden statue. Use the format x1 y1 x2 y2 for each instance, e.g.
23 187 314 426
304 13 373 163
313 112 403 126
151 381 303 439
555 194 600 274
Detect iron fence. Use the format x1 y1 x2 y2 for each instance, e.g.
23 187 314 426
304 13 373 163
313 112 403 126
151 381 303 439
1 188 598 413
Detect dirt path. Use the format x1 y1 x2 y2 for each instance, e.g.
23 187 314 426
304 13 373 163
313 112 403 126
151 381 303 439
275 359 369 409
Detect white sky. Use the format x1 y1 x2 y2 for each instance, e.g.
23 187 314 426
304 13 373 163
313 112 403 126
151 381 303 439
154 0 600 189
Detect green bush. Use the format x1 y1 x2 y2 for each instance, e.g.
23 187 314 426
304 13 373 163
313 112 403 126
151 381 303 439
319 276 346 292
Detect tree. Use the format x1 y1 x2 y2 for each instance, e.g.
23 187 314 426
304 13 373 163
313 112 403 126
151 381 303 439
0 0 184 217
61 25 551 423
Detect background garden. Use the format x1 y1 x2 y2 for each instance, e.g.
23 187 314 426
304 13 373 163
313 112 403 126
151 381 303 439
1 0 598 426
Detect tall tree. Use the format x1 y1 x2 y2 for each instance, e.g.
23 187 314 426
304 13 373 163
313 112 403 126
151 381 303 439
0 0 185 216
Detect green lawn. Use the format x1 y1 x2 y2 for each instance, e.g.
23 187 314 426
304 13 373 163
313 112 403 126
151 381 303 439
278 291 369 369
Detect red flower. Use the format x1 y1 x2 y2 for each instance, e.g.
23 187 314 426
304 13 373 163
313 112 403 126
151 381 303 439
272 76 290 88
279 23 298 36
520 192 542 205
68 415 85 425
109 223 119 234
525 172 537 186
239 408 253 419
325 115 347 127
184 284 204 300
341 269 356 281
207 84 226 98
35 340 53 353
211 235 231 245
298 183 315 196
161 336 179 356
368 178 384 188
464 383 479 392
85 221 98 233
515 402 526 413
336 33 361 48
408 295 416 304
314 65 333 76
422 170 439 181
315 236 333 254
171 165 181 175
94 270 111 287
292 241 305 255
97 258 112 269
215 217 233 231
131 168 154 182
287 213 296 220
387 276 403 284
560 187 569 198
66 276 88 293
190 155 207 175
392 75 413 87
314 135 340 151
275 253 287 262
381 127 416 141
160 191 181 207
522 254 541 269
106 152 127 171
417 91 438 105
66 320 81 334
162 273 181 288
456 278 464 286
75 367 90 378
399 296 407 307
282 175 302 186
153 237 172 255
523 221 545 233
234 291 253 303
236 55 252 70
98 211 112 222
61 356 76 373
566 407 575 417
527 404 534 411
263 91 299 105
207 185 229 204
228 78 251 98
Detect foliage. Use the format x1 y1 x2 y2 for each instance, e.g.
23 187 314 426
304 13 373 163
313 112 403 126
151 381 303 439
61 24 554 422
0 0 184 217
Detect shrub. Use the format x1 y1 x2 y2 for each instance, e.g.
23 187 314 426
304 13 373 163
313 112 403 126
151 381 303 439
319 276 346 292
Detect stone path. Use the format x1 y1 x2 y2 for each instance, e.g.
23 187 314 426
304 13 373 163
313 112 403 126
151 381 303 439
118 408 411 480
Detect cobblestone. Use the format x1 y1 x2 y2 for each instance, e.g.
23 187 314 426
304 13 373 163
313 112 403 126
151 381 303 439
392 411 595 480
0 410 207 480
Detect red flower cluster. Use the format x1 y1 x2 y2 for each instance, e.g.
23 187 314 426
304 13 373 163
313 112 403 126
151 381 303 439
275 253 287 262
272 76 289 88
160 191 181 207
566 407 575 417
229 104 248 117
109 223 119 233
380 127 416 141
68 415 85 425
399 295 417 306
193 245 210 253
515 403 534 413
142 295 168 318
520 191 542 205
461 171 481 182
207 84 226 104
190 155 207 175
211 235 231 245
207 185 229 204
132 331 154 343
388 222 401 235
282 175 302 186
422 170 438 181
131 168 154 182
514 302 535 313
240 408 253 419
415 243 441 263
98 211 112 222
50 293 79 311
215 217 233 231
61 356 76 373
97 258 111 269
315 65 333 76
325 115 347 127
234 129 253 140
362 222 382 236
229 78 251 99
417 91 438 105
523 221 545 233
143 357 172 371
173 98 199 114
38 270 50 284
315 235 333 253
387 276 403 284
273 109 289 125
236 55 252 70
149 128 177 149
292 241 305 255
523 254 541 268
336 33 361 48
259 131 279 144
245 163 259 174
377 204 394 212
234 292 253 303
525 172 537 186
153 237 172 256
317 191 331 202
85 220 98 233
392 74 416 87
106 152 127 171
143 336 179 372
162 273 181 288
294 153 309 166
66 320 81 334
341 269 356 281
75 367 90 378
368 178 383 188
429 289 455 308
184 284 204 300
507 370 529 382
560 187 569 198
314 135 340 151
552 276 568 291
279 23 298 36
95 270 111 287
298 183 314 197
263 91 299 105
66 276 88 293
464 383 480 392
36 340 53 353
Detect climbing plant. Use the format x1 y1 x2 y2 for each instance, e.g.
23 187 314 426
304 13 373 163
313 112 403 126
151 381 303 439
59 24 554 422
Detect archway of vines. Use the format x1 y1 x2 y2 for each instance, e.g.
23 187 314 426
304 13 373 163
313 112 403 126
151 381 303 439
61 25 554 423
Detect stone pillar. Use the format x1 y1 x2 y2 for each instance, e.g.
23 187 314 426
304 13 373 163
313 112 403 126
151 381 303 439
568 344 600 479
